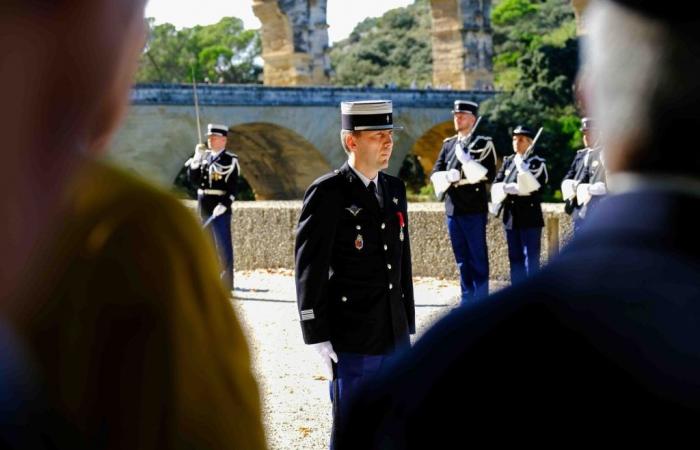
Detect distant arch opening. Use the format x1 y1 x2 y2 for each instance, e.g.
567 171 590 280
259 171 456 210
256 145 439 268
227 122 332 199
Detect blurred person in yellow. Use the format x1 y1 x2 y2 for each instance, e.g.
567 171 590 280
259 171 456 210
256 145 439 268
0 0 267 448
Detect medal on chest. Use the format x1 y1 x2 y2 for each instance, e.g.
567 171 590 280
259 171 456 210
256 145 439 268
396 211 405 242
355 234 364 251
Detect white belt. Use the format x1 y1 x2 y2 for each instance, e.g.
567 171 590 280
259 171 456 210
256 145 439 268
198 189 226 196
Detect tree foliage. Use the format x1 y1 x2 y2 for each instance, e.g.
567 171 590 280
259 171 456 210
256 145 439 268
137 17 262 84
329 0 433 88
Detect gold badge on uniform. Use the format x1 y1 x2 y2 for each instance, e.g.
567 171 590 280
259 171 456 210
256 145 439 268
355 234 364 250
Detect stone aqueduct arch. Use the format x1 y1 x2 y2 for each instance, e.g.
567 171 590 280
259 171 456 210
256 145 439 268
227 122 331 199
253 0 495 90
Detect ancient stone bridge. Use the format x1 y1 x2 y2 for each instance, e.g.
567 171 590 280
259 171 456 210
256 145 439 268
110 84 494 199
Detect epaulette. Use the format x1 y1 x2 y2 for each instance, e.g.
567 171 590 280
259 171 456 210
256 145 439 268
312 169 343 187
225 150 238 158
443 135 458 143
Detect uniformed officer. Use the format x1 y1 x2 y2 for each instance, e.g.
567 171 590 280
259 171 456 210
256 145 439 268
430 100 497 303
294 100 415 449
186 123 239 290
561 117 605 232
492 125 548 284
576 132 608 223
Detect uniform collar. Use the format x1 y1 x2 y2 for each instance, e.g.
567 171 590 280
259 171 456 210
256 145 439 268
209 148 225 160
348 160 379 188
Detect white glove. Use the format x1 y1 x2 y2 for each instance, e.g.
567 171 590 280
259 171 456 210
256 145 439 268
194 143 207 159
504 183 520 195
310 341 338 379
588 182 607 196
561 179 577 200
446 168 461 183
212 204 227 218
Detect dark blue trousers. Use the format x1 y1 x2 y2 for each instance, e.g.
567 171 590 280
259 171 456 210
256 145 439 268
446 213 490 303
505 227 542 285
209 212 234 289
330 353 391 450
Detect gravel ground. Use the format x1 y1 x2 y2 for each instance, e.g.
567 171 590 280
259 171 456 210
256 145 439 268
232 269 508 450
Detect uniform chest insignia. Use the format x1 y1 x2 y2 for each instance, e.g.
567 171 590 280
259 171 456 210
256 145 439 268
355 234 364 250
393 197 399 205
346 205 362 216
592 160 599 167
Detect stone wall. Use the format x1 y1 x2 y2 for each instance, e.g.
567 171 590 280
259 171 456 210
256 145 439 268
571 0 591 35
430 0 494 90
185 200 573 281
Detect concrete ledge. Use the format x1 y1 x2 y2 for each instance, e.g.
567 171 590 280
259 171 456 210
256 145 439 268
184 201 573 281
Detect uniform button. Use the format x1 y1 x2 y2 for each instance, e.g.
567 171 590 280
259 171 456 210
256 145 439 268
381 223 386 230
476 188 479 191
387 264 392 270
389 283 393 290
356 225 361 230
341 296 348 302
383 245 388 251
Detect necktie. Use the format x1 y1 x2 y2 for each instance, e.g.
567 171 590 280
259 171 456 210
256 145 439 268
368 181 381 209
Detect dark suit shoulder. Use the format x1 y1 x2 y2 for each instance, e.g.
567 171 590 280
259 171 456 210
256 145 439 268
443 135 458 143
224 150 238 159
307 170 344 194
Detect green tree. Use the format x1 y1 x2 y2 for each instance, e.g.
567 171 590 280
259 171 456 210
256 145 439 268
330 0 433 88
137 17 262 84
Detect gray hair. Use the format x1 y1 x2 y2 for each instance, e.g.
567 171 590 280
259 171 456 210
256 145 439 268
583 0 700 174
340 130 356 156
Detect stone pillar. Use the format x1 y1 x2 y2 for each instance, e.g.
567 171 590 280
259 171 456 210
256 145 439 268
430 0 493 90
252 0 330 86
571 0 591 35
546 216 560 259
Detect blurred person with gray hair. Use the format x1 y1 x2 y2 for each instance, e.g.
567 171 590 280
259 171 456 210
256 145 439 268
339 1 700 447
0 0 266 448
